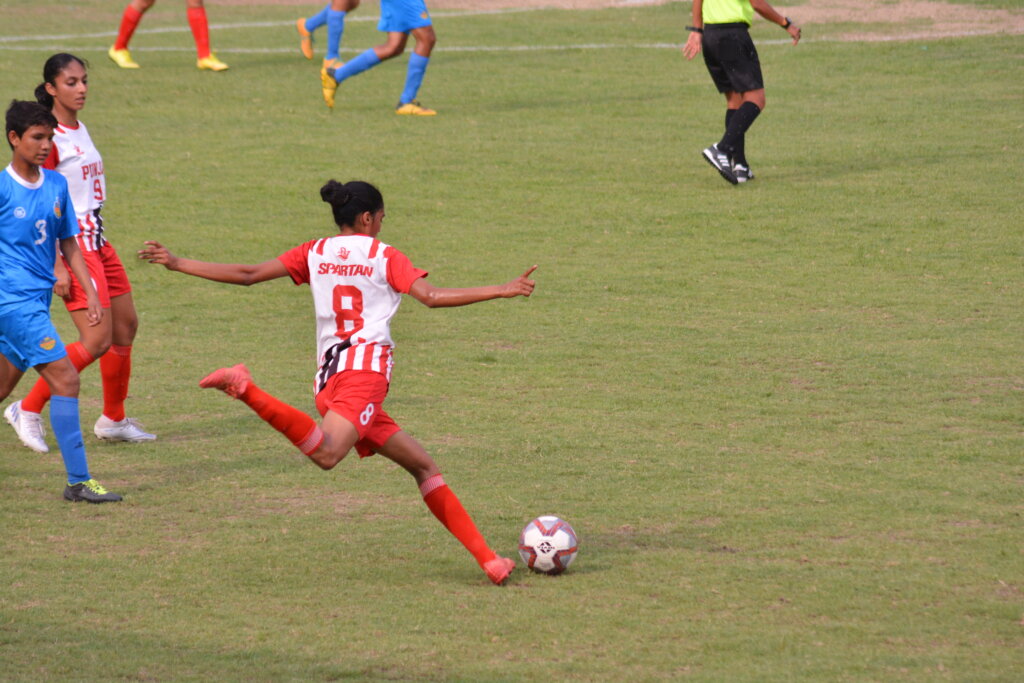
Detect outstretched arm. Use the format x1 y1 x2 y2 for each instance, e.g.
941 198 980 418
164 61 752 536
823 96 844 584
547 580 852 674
138 240 289 285
408 265 537 308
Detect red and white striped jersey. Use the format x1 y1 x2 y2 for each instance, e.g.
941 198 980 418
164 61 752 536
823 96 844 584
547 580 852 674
278 234 427 393
43 120 106 251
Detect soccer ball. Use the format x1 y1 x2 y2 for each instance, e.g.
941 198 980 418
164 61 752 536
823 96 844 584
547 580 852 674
518 515 579 575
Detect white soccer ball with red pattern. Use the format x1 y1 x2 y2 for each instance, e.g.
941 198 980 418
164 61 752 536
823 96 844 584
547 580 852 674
518 515 579 575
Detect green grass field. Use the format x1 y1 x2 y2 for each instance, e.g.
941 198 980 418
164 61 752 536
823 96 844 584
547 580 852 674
1 1 1022 680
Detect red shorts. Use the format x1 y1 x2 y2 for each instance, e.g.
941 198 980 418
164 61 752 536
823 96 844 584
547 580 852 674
314 370 400 458
62 241 132 311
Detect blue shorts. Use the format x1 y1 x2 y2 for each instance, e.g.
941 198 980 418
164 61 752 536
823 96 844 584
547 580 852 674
379 0 432 34
0 293 66 372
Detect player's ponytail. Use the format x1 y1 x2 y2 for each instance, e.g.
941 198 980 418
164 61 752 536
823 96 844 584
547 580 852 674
36 53 88 110
321 179 384 230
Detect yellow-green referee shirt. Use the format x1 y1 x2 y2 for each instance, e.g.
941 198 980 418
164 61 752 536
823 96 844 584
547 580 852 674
702 0 754 25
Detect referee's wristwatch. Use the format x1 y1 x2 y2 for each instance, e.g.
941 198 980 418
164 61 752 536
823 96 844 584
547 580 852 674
782 16 792 29
686 25 703 34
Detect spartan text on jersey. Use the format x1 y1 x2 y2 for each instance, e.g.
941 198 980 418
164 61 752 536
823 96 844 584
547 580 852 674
318 263 375 277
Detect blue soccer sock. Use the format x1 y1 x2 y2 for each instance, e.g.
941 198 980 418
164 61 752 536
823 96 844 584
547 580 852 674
333 48 382 83
50 395 90 484
305 3 331 33
399 53 430 104
325 9 347 61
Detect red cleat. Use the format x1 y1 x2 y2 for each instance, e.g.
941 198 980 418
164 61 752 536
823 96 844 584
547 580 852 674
483 556 516 585
199 364 252 399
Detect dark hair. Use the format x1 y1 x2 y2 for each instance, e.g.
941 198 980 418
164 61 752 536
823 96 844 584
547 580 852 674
34 53 88 109
320 179 384 229
6 100 57 150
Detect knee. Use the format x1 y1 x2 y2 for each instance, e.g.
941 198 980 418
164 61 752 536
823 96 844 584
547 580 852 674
133 0 156 11
418 30 437 52
82 333 112 360
49 370 80 398
309 444 348 470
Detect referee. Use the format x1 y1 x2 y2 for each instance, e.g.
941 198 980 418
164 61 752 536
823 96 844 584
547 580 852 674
683 0 801 185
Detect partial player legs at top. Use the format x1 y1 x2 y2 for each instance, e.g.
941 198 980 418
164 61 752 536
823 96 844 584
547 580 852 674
109 0 229 71
320 0 437 115
297 0 360 67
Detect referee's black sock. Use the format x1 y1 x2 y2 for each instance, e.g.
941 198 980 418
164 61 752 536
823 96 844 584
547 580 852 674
719 101 761 160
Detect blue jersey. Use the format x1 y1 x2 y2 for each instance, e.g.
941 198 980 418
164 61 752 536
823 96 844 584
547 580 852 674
0 165 78 312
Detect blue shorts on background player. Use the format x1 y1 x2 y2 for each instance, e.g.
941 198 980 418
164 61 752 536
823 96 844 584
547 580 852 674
0 100 121 503
320 0 438 116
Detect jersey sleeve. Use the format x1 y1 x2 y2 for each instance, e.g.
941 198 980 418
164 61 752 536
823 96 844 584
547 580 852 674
42 144 59 171
277 240 316 285
384 246 428 293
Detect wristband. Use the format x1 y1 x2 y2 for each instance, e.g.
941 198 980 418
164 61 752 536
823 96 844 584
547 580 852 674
782 17 792 29
686 26 704 34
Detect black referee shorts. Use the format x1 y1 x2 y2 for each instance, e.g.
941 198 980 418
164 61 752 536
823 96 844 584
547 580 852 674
701 23 764 94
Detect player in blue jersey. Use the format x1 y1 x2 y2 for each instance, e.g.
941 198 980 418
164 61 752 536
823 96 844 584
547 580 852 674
0 100 121 503
296 1 361 69
320 0 438 115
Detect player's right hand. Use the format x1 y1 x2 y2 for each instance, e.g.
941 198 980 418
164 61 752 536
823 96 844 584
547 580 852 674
138 240 178 270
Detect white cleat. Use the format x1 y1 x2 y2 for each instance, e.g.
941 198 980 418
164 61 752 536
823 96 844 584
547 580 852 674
94 415 157 442
4 400 50 453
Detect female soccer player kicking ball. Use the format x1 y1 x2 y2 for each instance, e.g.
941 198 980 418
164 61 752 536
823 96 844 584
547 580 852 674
138 179 536 585
1 101 121 503
6 54 156 454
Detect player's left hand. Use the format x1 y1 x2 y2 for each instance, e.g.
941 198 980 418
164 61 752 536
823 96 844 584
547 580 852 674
503 265 537 298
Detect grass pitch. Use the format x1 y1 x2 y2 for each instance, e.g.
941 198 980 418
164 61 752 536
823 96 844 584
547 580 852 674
1 2 1022 680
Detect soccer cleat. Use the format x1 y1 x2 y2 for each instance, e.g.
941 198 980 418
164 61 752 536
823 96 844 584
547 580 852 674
702 144 738 185
320 66 338 109
296 18 314 59
197 53 229 72
199 363 252 399
733 162 754 183
64 478 122 503
94 415 157 443
483 556 516 585
4 400 49 454
322 58 341 71
107 46 140 69
395 100 437 116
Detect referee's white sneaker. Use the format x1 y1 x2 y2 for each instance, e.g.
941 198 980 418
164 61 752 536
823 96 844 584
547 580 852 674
733 162 754 183
94 415 157 442
703 144 738 185
4 400 49 453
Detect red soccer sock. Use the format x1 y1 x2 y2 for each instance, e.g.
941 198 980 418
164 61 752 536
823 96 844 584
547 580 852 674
114 4 143 51
99 344 132 422
239 383 324 455
187 6 212 58
420 475 497 567
22 342 95 413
